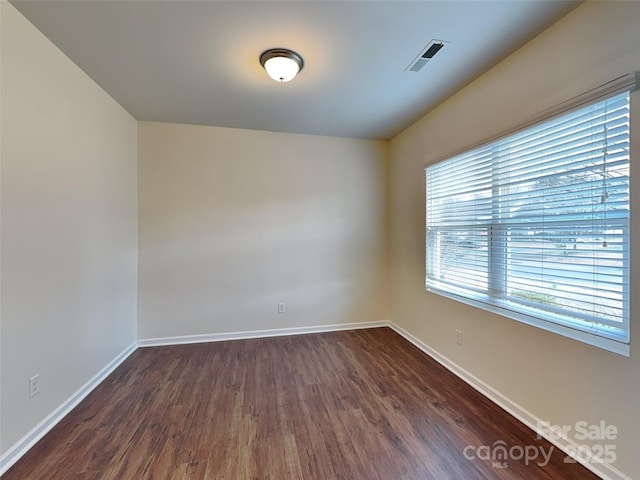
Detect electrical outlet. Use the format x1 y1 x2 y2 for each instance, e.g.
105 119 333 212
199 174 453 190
29 374 40 398
278 302 286 313
455 329 463 346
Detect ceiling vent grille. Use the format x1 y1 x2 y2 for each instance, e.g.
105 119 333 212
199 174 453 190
405 39 448 72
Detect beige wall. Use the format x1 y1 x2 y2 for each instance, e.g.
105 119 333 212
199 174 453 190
1 2 138 455
389 2 640 478
138 122 389 340
4 0 640 477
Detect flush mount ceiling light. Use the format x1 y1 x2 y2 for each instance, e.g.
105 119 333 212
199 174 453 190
259 48 304 83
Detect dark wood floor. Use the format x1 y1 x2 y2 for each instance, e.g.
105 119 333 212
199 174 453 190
3 327 599 480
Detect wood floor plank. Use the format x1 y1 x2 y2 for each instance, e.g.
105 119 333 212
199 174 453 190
2 328 601 480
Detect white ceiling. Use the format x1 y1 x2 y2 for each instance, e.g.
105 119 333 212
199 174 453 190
11 0 581 140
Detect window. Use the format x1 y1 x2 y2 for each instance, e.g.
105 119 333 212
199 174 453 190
426 83 635 356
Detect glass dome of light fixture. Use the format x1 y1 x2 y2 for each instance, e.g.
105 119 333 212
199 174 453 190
259 48 304 83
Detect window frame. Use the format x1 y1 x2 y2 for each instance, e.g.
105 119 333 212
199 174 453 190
424 75 638 356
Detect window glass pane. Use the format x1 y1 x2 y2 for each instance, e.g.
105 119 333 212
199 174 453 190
426 92 630 350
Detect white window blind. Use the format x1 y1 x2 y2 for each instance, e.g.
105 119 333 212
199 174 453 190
426 87 633 355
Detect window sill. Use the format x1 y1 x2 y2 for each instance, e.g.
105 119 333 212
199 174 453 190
426 286 630 357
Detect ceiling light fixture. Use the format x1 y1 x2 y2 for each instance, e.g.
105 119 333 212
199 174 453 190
259 48 304 83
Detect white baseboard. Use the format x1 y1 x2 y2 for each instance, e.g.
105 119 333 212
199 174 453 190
0 342 137 476
388 323 632 480
138 320 390 347
3 322 631 480
1 321 388 473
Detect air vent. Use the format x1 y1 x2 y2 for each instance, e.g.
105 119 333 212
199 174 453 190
405 39 448 72
409 59 428 73
422 42 444 59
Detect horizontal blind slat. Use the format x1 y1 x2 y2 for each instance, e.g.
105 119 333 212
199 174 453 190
425 90 631 349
